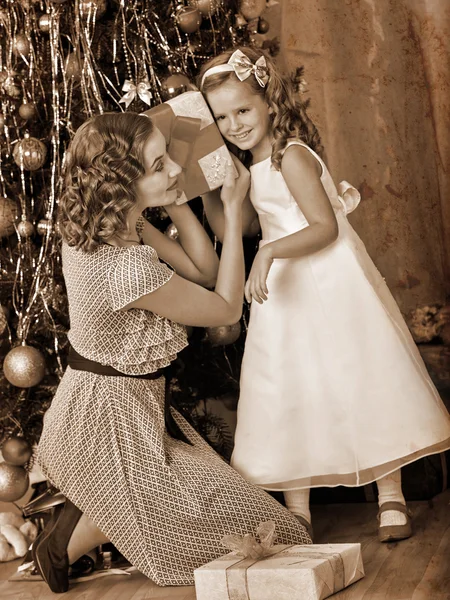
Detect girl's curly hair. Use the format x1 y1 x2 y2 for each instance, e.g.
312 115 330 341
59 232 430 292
198 46 322 170
58 112 154 253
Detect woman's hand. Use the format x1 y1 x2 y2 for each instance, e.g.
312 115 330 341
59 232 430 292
220 155 250 212
244 245 274 304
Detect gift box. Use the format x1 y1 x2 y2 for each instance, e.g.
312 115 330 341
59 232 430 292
143 91 237 203
194 522 364 600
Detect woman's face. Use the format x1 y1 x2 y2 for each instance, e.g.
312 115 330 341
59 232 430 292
134 127 182 209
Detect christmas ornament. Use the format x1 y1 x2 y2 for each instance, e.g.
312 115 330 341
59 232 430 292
36 218 53 236
79 0 107 19
0 463 29 502
13 135 47 171
119 79 152 108
0 197 18 238
1 437 33 466
65 53 82 79
3 345 46 388
38 14 51 33
12 34 31 58
165 223 179 240
0 113 5 128
189 0 220 16
240 0 266 20
161 73 192 100
176 6 202 34
18 103 37 121
206 322 241 346
257 17 270 34
17 219 35 238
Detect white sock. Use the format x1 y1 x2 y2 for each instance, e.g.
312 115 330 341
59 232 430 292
284 489 311 524
376 470 407 526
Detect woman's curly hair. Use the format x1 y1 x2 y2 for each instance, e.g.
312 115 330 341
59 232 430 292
198 46 322 170
58 112 154 253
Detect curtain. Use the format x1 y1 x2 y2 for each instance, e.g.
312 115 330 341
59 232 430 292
280 0 449 313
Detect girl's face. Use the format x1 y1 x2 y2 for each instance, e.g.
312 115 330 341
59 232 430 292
134 127 182 209
206 79 272 161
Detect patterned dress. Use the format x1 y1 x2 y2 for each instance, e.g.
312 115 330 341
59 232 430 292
37 241 310 586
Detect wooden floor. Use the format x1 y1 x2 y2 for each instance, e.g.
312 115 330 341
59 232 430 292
0 490 449 599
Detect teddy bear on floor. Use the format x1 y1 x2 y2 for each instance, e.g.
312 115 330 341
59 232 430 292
0 512 38 562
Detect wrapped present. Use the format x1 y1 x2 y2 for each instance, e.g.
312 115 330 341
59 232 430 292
194 522 364 600
143 91 237 203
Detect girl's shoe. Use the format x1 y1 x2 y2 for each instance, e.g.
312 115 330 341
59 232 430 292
294 514 314 542
31 498 83 593
377 501 412 543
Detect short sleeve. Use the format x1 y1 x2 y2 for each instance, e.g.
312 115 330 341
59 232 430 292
107 245 174 311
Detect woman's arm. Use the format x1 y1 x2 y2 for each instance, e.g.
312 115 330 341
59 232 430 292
202 189 260 242
127 159 250 327
244 146 338 304
139 203 219 288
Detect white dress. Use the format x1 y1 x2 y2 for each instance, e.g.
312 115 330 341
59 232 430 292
231 140 450 491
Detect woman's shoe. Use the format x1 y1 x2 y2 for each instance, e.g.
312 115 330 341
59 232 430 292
31 498 83 593
294 514 314 542
377 501 412 543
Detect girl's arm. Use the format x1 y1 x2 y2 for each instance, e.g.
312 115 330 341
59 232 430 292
127 159 249 327
245 146 338 304
139 204 219 288
202 189 260 242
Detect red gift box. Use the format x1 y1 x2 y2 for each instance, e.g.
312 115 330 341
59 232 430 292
143 91 237 202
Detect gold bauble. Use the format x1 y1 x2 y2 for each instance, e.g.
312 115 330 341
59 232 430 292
257 17 270 34
1 436 33 466
176 6 202 34
206 322 242 346
38 14 51 33
189 0 220 16
0 197 18 238
65 52 82 79
36 218 53 236
3 345 46 388
0 463 29 502
165 223 179 240
12 34 31 57
13 135 47 171
161 73 192 100
239 0 266 21
17 219 35 238
18 102 37 121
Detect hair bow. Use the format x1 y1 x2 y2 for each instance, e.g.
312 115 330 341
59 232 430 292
227 49 269 88
119 79 152 108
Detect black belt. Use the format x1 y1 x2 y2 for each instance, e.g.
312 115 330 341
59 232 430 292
68 345 192 445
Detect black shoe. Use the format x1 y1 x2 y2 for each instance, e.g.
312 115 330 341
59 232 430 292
31 498 83 593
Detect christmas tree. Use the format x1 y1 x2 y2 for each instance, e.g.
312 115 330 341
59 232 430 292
0 0 283 493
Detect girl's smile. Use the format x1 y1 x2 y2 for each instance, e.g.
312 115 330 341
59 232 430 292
206 80 273 162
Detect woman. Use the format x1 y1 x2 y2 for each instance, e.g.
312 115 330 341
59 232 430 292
34 112 310 593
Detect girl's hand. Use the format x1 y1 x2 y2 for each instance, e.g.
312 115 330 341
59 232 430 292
245 246 274 304
220 155 250 211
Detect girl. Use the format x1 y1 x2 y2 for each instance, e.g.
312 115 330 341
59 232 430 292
199 47 450 542
34 112 311 594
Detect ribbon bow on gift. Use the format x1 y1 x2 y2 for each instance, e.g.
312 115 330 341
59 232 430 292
221 521 278 560
228 49 269 88
119 79 153 108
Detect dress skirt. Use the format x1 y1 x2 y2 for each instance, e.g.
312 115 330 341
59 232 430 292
37 367 311 586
